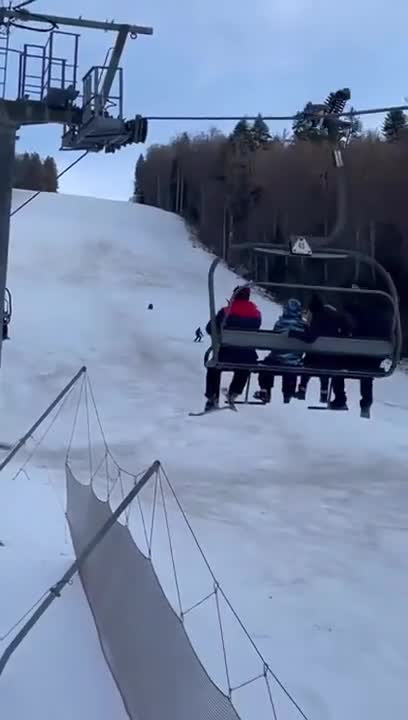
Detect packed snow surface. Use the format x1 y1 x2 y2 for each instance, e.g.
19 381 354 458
0 190 407 719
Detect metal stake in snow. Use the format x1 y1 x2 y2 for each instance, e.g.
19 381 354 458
0 2 153 366
0 460 160 676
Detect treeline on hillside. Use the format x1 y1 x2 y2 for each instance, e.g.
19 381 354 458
133 106 408 349
14 152 58 192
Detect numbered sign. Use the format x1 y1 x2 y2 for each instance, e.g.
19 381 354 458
290 237 313 256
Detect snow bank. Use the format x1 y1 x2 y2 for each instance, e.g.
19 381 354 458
0 190 407 719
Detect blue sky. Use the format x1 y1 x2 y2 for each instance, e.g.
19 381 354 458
5 0 408 200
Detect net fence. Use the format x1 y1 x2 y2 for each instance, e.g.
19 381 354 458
66 464 241 720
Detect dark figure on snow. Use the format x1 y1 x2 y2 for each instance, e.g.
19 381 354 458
148 303 153 310
254 298 307 404
194 327 203 342
204 286 262 411
290 294 352 410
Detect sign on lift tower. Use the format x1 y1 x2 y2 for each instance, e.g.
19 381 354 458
0 2 153 364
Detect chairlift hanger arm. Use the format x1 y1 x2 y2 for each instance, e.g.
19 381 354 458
100 26 128 109
0 9 153 36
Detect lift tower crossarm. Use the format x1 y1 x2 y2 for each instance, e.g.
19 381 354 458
0 98 82 126
0 9 154 36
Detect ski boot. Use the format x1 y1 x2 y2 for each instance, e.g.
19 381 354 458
320 389 329 404
253 389 271 404
226 392 239 407
204 396 219 413
329 400 348 411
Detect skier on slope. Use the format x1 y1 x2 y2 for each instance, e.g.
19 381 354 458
254 298 307 404
204 286 262 412
194 327 203 342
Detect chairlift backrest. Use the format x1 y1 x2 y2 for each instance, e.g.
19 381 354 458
220 329 392 360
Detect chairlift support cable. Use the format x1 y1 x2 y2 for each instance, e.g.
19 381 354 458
145 104 408 123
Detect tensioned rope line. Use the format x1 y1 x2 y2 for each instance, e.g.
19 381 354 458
0 586 49 642
77 375 311 718
10 151 89 217
146 103 408 123
65 375 151 547
158 463 310 720
4 368 310 719
10 378 82 482
0 378 86 644
141 460 282 717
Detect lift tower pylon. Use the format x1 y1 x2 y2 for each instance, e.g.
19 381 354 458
0 4 153 365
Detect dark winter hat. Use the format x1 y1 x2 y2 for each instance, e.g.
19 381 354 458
309 293 324 313
284 298 302 315
233 285 250 301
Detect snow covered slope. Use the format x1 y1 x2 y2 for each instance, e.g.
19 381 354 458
1 190 407 719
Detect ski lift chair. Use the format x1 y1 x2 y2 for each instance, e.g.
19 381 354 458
205 142 401 408
204 245 401 405
3 288 12 340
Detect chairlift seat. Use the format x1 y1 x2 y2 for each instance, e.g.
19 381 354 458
3 288 11 323
219 329 392 359
205 329 393 379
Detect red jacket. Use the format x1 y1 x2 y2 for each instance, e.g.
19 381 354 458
206 298 262 363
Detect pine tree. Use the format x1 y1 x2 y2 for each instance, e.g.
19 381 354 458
27 153 44 190
229 118 255 151
382 109 408 142
251 114 271 149
42 156 58 192
134 154 145 203
13 152 32 189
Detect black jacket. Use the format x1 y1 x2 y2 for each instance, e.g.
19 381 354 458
291 305 352 343
290 305 353 370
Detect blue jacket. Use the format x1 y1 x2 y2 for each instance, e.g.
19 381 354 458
264 299 307 366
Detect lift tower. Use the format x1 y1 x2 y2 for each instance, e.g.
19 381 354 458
0 3 153 364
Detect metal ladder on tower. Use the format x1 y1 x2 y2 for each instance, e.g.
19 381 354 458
0 21 10 99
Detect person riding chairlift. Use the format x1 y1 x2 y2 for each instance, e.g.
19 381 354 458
254 298 307 404
343 295 389 418
204 285 262 412
290 293 353 410
295 301 339 404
